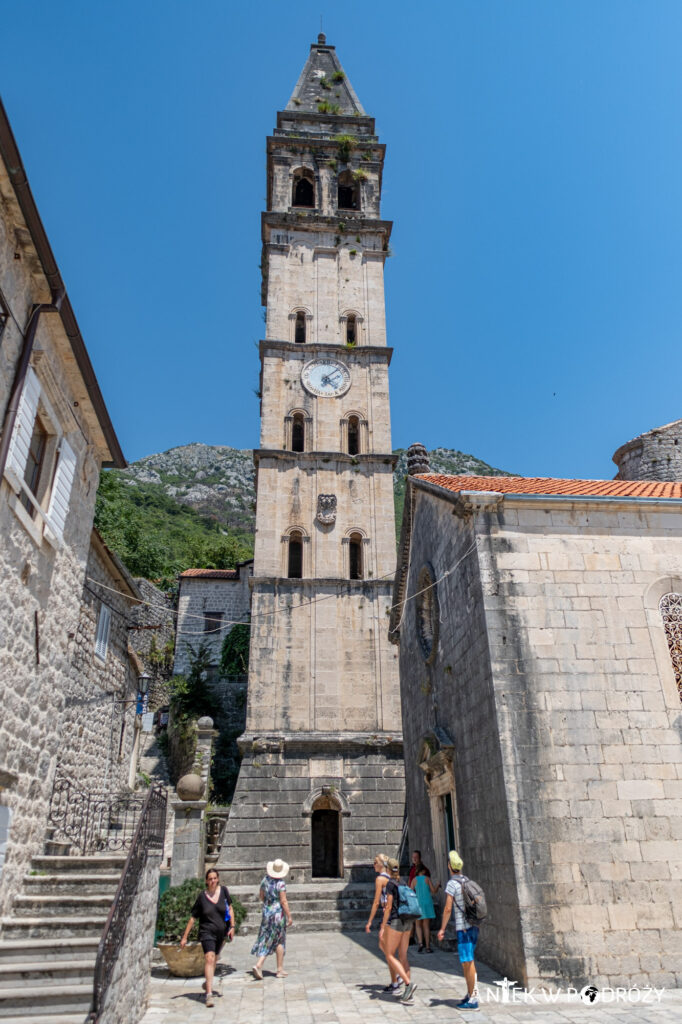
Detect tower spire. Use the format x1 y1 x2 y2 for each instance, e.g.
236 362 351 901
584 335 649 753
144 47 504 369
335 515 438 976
285 36 366 116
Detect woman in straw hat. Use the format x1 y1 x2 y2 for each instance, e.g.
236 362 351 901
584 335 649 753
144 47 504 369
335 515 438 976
251 857 293 980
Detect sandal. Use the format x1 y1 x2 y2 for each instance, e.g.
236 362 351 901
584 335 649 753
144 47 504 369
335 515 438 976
276 970 288 978
205 993 215 1007
252 965 263 980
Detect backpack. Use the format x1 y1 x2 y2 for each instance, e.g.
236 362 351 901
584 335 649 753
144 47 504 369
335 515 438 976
397 884 422 921
457 874 487 923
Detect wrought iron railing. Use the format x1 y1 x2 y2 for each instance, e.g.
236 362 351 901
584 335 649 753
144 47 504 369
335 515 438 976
48 766 147 855
88 783 167 1023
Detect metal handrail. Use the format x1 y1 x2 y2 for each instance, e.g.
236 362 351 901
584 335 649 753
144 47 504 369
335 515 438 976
88 783 167 1023
48 765 147 855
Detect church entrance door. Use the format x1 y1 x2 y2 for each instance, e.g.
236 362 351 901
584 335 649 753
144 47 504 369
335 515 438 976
311 797 342 877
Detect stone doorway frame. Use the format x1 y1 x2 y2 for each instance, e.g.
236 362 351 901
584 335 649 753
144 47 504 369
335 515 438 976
303 786 349 879
418 730 460 891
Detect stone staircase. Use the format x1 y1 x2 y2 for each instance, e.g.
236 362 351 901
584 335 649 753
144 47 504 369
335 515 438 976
0 853 125 1021
230 881 376 935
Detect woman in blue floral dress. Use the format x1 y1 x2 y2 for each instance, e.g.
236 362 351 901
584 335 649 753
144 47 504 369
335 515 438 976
251 858 293 979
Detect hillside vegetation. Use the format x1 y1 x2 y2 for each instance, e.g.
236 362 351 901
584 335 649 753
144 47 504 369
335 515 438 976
95 443 508 582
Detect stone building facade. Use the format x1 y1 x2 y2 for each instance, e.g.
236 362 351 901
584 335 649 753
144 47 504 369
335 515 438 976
219 37 404 884
174 561 252 676
390 463 682 990
61 529 143 794
613 418 682 482
0 98 125 914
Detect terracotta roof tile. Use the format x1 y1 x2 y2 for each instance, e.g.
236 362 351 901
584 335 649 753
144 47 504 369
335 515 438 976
179 568 239 579
416 475 682 500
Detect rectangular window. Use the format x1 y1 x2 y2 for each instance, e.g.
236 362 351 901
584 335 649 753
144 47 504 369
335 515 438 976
94 604 111 662
204 611 223 635
3 366 77 544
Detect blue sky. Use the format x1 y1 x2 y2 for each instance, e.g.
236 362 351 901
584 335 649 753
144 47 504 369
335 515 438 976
2 0 681 477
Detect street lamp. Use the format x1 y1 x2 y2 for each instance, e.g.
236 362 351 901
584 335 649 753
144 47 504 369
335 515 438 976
137 671 151 696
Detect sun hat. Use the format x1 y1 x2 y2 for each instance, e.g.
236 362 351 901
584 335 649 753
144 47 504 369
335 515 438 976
448 850 463 871
267 858 289 879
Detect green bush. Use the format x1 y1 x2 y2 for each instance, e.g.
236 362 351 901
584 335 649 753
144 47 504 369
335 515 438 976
157 877 246 942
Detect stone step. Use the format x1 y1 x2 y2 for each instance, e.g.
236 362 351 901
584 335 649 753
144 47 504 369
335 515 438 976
0 939 100 964
0 916 107 940
0 958 96 987
13 895 113 918
44 841 72 856
23 873 120 896
0 983 92 1018
30 856 126 875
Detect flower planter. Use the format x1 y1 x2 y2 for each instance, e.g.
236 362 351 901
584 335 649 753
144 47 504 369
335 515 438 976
157 942 205 976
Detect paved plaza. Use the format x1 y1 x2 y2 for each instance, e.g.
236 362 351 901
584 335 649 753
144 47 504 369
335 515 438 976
142 931 682 1024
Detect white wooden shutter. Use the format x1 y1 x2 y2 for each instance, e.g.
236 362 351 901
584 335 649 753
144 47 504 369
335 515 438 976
94 604 111 661
5 366 41 490
46 438 77 540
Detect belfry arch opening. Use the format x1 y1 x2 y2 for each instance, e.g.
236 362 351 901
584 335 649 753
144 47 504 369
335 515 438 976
288 531 303 579
292 413 305 452
310 794 342 878
347 416 360 456
292 169 315 208
349 532 363 580
346 314 357 345
338 170 359 211
294 311 307 343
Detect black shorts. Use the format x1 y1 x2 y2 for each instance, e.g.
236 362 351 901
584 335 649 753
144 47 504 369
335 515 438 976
200 932 225 954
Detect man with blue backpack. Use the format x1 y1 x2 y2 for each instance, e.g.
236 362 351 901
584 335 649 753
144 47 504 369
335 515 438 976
437 850 487 1011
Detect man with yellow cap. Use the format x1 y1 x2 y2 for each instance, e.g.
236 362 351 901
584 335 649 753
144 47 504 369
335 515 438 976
437 850 479 1011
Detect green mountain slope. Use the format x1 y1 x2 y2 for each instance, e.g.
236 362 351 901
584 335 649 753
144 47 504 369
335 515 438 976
95 443 508 582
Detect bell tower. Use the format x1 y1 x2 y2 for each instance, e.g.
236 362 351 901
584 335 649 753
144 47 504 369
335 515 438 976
219 36 404 884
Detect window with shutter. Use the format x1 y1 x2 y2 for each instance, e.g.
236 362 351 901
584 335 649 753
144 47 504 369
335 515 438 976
94 604 111 662
46 439 77 540
3 366 78 545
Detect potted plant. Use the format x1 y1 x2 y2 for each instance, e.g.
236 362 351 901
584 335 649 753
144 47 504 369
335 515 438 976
156 877 246 976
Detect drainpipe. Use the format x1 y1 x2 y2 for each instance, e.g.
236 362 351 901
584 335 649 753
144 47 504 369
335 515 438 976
0 290 64 481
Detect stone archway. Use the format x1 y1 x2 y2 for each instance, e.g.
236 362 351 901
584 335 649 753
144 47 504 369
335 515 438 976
309 793 343 878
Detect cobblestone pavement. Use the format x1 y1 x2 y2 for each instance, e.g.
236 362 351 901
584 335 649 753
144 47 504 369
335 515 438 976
141 931 682 1024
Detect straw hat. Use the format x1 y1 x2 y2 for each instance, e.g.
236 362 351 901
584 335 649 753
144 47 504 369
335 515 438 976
267 858 289 879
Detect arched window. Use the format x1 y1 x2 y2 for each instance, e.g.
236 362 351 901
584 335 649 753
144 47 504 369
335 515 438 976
660 592 682 702
338 170 359 211
292 413 305 453
288 531 303 579
346 314 357 345
295 310 306 343
349 532 363 580
348 416 360 456
292 169 315 208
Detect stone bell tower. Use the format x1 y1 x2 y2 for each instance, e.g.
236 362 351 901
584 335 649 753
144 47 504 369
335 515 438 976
219 36 404 884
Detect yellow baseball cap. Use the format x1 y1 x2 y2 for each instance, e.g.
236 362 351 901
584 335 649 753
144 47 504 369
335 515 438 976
448 850 463 871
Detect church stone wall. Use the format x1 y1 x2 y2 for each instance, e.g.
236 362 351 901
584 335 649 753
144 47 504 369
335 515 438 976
481 497 682 990
613 419 682 481
399 484 682 990
397 489 527 983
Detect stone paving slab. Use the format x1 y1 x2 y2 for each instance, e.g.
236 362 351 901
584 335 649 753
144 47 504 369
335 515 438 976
141 931 682 1024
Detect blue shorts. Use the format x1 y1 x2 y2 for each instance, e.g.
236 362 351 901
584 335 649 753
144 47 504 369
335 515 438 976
456 926 479 963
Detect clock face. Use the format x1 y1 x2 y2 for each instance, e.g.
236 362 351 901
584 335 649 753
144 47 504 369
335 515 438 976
301 358 351 398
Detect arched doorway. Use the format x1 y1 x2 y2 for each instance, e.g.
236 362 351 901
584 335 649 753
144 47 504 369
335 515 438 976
310 794 342 878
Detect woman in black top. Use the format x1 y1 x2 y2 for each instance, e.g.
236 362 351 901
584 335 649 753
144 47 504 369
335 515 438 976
180 869 234 1007
380 859 416 1005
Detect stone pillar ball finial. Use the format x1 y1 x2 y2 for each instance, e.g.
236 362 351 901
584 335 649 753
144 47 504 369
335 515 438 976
197 716 214 730
176 773 205 801
318 33 326 44
407 442 430 476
